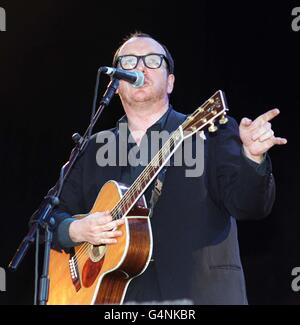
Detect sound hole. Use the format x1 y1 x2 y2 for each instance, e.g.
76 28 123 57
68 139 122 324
89 244 106 262
82 245 106 288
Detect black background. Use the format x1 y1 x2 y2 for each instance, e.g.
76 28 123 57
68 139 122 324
0 0 299 305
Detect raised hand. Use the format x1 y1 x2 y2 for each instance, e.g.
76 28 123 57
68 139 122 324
239 108 287 163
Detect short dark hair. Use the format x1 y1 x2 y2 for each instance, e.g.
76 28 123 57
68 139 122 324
112 32 174 74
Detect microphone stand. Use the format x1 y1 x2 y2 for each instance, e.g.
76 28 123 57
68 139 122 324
9 75 120 305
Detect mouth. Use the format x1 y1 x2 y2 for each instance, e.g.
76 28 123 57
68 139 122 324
132 80 149 89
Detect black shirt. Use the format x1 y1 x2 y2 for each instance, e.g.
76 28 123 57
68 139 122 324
116 108 172 303
117 105 172 206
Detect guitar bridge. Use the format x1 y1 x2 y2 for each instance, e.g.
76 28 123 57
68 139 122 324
69 251 81 292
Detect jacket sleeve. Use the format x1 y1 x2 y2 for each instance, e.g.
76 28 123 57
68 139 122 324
211 116 275 220
51 144 88 251
50 129 117 250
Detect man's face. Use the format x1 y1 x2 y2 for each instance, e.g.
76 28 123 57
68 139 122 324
116 37 175 106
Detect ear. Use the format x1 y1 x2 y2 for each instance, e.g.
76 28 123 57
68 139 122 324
167 74 175 95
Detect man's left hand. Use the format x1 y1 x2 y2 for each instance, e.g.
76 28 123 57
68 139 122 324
239 108 287 163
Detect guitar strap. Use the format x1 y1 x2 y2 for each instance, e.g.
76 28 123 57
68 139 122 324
149 166 168 217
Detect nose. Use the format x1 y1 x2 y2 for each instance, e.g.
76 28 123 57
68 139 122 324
136 57 146 71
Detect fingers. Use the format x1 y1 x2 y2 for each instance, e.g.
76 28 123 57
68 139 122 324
90 229 123 245
258 129 274 142
86 211 125 245
256 136 287 153
250 121 287 144
273 137 287 145
93 211 111 223
251 122 272 141
71 210 126 244
101 218 125 231
243 108 287 144
102 230 123 238
91 237 118 245
98 238 118 245
89 211 118 226
252 108 280 128
92 212 125 225
240 108 287 158
241 117 252 127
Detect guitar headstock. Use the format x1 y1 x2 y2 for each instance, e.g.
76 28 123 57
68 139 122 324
181 90 229 139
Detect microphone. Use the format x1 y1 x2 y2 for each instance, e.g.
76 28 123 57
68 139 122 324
99 66 144 88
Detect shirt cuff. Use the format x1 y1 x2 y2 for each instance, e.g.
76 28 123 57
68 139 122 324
241 148 268 176
57 217 81 248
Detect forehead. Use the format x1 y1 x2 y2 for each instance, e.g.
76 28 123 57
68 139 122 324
118 37 166 56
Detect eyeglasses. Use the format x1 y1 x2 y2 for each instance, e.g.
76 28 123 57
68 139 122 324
116 53 169 71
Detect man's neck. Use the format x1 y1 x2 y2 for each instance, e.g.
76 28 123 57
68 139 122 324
124 102 169 132
123 100 169 145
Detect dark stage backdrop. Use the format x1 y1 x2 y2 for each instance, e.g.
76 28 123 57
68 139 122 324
0 1 299 305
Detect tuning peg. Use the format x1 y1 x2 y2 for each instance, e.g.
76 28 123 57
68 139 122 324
219 113 228 125
208 122 218 133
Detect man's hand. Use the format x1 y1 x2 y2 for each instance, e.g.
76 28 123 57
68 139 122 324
69 211 125 245
239 108 287 163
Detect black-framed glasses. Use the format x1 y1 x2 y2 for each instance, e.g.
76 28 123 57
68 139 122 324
116 53 169 71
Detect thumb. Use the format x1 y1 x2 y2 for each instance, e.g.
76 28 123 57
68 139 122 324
240 117 252 127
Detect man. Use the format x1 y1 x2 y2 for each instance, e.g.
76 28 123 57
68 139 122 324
52 32 287 304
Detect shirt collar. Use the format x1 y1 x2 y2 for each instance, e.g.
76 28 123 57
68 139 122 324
117 105 173 132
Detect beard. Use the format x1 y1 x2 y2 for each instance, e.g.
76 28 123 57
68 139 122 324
119 83 167 106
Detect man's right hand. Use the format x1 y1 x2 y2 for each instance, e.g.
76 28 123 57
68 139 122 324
69 211 125 245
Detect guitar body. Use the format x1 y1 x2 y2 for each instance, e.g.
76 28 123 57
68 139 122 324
47 180 153 305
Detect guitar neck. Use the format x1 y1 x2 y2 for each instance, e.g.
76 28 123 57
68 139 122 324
111 127 184 219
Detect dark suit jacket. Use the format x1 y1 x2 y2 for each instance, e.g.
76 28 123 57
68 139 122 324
52 108 275 304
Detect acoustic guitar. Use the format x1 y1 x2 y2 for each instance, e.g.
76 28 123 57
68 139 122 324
47 90 228 304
